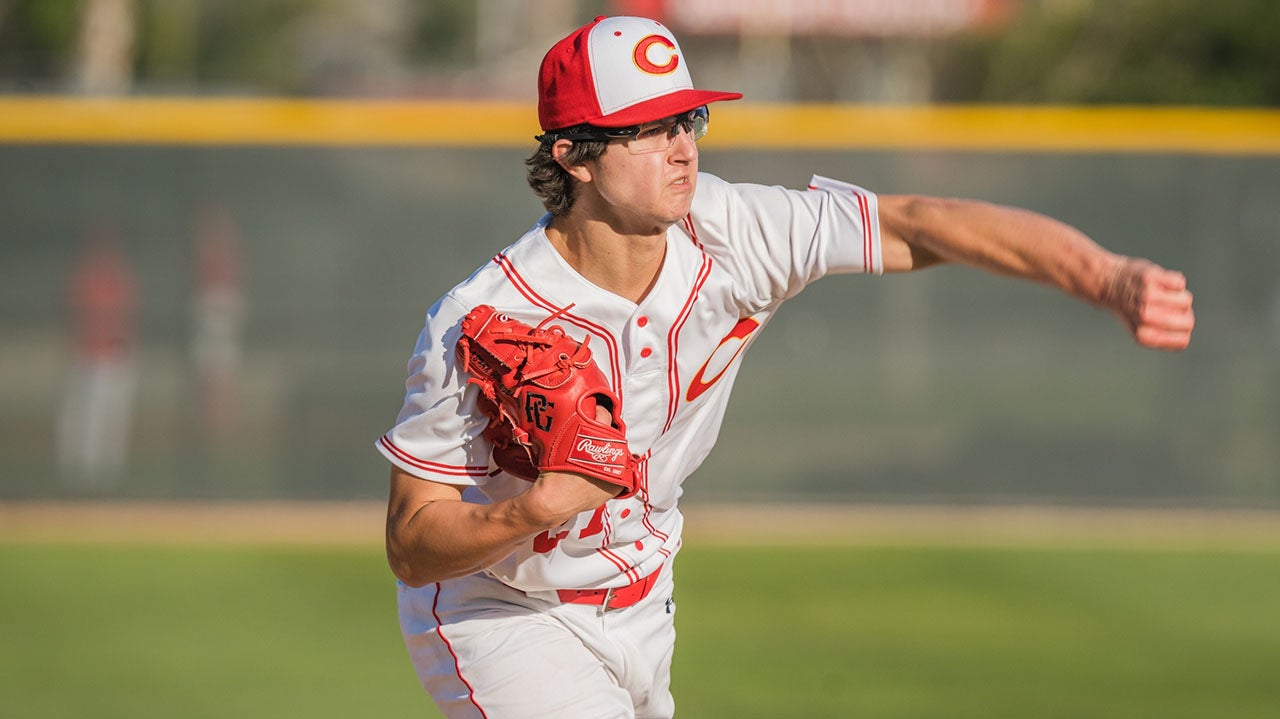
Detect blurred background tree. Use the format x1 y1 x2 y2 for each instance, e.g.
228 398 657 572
0 0 83 91
1 0 1276 103
0 0 451 94
933 0 1280 105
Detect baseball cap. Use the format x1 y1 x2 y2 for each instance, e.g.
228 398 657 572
537 15 743 132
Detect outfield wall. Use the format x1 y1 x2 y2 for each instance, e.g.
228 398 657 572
1 101 1276 506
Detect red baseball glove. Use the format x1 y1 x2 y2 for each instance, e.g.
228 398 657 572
455 304 638 498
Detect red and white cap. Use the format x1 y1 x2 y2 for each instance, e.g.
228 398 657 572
537 15 743 131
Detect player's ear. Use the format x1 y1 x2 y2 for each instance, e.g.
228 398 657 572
552 140 594 183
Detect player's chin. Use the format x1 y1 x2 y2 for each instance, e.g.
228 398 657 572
655 208 692 227
659 189 695 219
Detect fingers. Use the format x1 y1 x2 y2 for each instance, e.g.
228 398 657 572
583 476 626 498
1121 261 1195 351
1135 325 1194 351
1151 267 1188 292
586 394 621 429
536 470 623 510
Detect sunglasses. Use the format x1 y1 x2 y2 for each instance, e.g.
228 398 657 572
536 106 710 154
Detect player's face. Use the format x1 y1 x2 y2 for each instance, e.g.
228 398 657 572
583 125 700 234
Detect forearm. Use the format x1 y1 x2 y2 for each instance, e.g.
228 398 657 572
878 194 1194 351
386 495 543 587
385 469 617 587
881 195 1122 306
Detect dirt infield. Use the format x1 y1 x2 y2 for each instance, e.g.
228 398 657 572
3 501 1279 549
0 501 386 546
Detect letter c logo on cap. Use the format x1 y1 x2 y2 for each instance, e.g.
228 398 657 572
633 35 678 75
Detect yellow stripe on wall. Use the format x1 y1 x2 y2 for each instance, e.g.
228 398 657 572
0 98 535 147
0 97 1278 154
720 105 1280 155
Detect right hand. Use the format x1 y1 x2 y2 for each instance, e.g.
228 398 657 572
521 402 626 525
525 470 623 523
1102 257 1195 351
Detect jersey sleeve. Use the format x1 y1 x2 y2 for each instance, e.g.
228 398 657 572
375 294 494 485
689 172 882 314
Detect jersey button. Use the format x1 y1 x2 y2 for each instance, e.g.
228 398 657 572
637 316 649 327
640 347 653 358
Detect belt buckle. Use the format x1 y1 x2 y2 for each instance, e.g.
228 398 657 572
600 586 617 613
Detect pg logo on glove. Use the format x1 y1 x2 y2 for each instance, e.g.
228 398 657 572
524 393 554 432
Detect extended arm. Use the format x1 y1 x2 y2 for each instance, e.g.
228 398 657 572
875 194 1195 351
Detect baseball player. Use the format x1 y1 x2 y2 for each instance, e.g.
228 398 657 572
378 15 1195 719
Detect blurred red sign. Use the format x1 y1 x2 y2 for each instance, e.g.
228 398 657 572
613 0 1016 37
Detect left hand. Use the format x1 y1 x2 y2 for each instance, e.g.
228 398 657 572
1102 258 1195 351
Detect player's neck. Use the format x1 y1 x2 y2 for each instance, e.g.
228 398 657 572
545 217 667 305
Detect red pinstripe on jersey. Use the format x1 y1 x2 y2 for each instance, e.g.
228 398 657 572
430 583 490 718
597 544 641 583
379 435 490 477
855 191 873 272
808 181 875 273
664 217 713 433
493 253 624 393
592 503 641 582
599 504 615 545
637 456 672 555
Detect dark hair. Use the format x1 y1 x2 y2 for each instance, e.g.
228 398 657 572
524 138 607 216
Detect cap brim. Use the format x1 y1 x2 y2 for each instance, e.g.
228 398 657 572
592 89 743 128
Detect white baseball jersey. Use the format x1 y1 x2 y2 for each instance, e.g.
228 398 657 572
377 172 881 594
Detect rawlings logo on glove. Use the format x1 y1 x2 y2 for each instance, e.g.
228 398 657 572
455 304 638 498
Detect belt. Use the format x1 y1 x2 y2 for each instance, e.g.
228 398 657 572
556 564 663 612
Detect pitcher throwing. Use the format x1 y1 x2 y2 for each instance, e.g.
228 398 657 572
377 15 1195 719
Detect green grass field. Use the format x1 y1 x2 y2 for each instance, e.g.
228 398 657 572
2 540 1278 718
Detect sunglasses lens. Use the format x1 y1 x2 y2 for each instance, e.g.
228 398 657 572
688 108 709 141
625 107 710 153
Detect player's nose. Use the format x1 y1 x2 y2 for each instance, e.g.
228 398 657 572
668 127 697 161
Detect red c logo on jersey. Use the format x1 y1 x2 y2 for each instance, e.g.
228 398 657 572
686 316 761 402
633 35 679 75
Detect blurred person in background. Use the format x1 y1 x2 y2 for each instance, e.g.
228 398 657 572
57 220 139 489
378 15 1196 719
190 200 246 442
